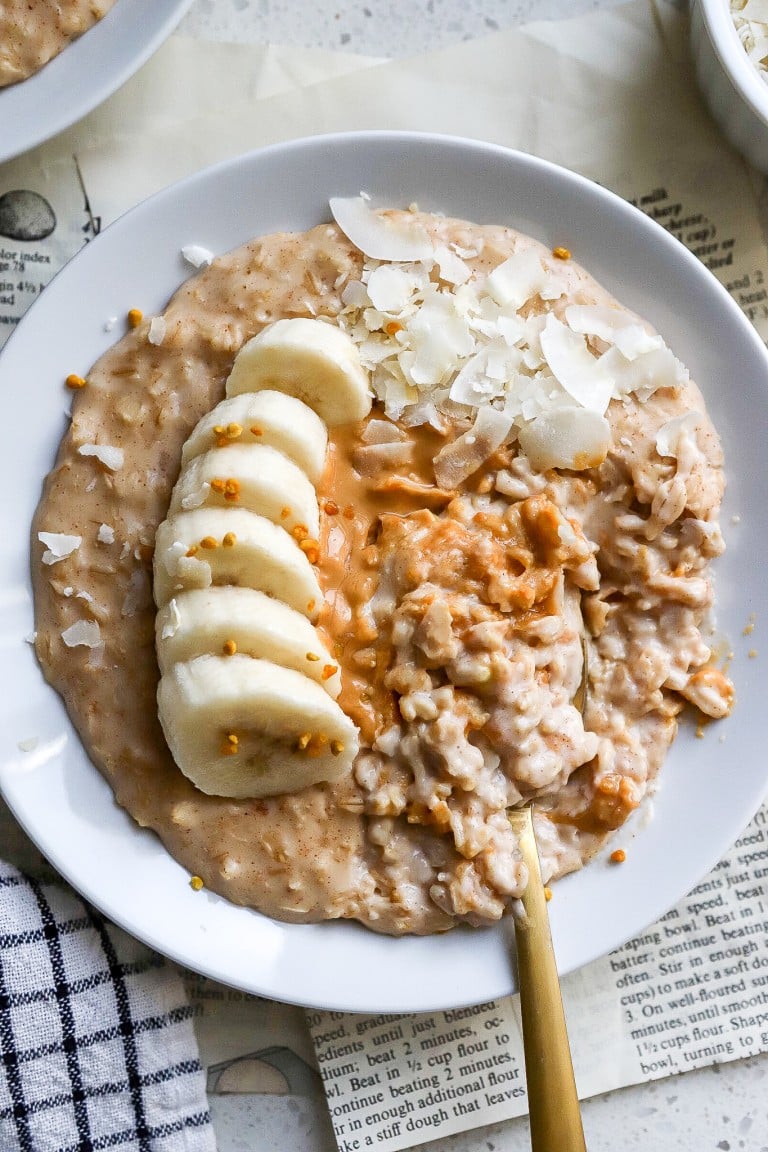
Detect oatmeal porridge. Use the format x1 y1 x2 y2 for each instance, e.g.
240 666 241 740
31 204 734 936
0 0 116 88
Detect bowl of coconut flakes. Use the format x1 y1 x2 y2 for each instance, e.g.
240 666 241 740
691 0 768 171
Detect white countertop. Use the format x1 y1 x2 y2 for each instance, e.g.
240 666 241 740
169 1 768 1149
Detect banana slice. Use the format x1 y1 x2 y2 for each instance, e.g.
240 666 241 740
169 443 320 537
225 317 372 426
180 390 328 483
153 507 322 618
158 654 358 798
156 588 341 697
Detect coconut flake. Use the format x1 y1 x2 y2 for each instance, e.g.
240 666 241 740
97 523 115 544
164 540 188 576
330 196 434 262
182 244 214 268
24 631 37 644
17 737 39 753
485 248 563 310
565 304 663 360
161 598 182 640
366 264 417 313
540 314 613 414
341 280 369 309
104 316 117 332
61 620 101 648
518 407 611 471
78 443 124 470
38 532 81 565
655 411 702 458
180 483 211 511
406 292 475 387
434 405 513 488
148 316 167 346
433 245 471 285
361 418 407 445
600 344 688 399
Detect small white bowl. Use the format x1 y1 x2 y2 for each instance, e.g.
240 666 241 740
691 0 768 172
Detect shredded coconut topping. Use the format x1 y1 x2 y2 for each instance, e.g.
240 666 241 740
181 244 215 268
78 443 124 470
148 317 167 346
61 620 102 648
97 523 115 544
38 532 81 565
333 202 689 473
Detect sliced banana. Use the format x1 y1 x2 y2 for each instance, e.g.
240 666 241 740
153 507 322 618
158 654 358 798
180 390 328 483
169 443 320 537
225 317 372 426
156 588 341 697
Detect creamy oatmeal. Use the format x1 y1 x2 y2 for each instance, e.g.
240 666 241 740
31 207 734 935
0 0 116 88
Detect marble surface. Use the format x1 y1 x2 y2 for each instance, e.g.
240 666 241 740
178 0 630 57
167 1 768 1149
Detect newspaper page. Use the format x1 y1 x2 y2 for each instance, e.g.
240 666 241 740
1 0 767 1143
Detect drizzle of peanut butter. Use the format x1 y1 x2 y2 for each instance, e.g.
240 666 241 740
315 415 572 750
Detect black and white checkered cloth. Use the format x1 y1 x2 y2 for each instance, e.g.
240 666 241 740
0 861 216 1152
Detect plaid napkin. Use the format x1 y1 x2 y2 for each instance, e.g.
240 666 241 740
0 861 216 1152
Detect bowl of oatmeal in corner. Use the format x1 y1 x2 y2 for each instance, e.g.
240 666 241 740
0 0 194 164
1 133 767 1012
691 0 768 172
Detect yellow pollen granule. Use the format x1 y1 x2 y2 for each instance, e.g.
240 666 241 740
306 652 320 662
222 532 237 547
610 849 626 864
297 732 312 751
222 640 237 656
226 422 242 438
330 739 345 756
65 373 86 389
127 308 143 328
299 538 320 563
200 536 218 549
189 875 204 891
552 246 571 260
544 886 553 902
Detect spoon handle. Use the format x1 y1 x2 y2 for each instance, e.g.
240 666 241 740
508 807 587 1152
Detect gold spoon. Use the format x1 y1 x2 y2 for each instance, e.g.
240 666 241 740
507 805 587 1152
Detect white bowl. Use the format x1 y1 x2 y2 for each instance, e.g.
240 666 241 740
1 133 768 1011
0 0 193 165
691 0 768 172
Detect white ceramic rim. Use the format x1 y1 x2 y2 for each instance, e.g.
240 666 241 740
0 0 194 165
697 0 768 127
2 131 768 1012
